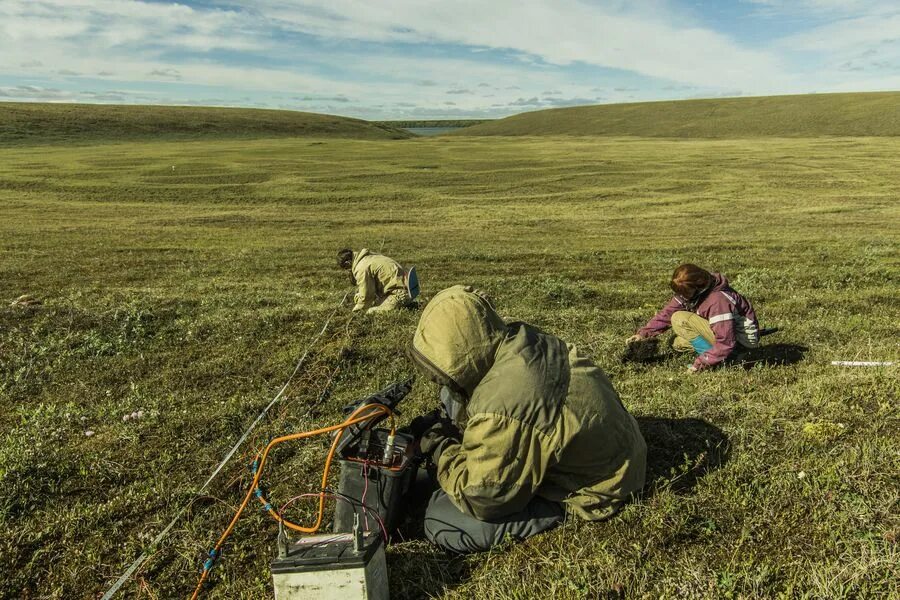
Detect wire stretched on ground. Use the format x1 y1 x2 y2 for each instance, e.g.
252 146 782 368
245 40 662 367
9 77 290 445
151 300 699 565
831 360 894 367
239 303 357 470
100 292 350 600
232 310 358 509
269 311 356 430
198 292 351 491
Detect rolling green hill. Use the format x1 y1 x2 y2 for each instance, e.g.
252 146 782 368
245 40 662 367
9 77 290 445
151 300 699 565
453 92 900 137
0 102 412 145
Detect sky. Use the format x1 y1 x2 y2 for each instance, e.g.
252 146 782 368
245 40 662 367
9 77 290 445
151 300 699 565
0 0 898 120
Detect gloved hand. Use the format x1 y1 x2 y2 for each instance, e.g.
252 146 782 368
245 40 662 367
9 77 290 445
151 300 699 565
418 418 460 463
625 334 645 345
403 409 443 438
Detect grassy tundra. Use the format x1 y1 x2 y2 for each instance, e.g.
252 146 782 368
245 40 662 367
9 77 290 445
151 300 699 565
0 125 898 599
0 103 411 145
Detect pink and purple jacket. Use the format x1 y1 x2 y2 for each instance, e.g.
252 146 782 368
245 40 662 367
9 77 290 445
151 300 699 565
638 273 759 370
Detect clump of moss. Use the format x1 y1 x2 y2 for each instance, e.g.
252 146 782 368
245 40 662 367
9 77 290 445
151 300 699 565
801 421 846 444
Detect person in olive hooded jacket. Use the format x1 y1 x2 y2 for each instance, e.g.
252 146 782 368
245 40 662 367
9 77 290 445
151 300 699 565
407 285 646 553
337 248 413 313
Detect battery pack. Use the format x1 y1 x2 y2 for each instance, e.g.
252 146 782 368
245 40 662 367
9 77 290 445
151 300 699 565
271 532 388 600
333 428 417 534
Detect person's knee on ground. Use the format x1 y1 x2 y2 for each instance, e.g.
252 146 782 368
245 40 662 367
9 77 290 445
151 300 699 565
366 289 412 314
671 311 714 354
671 334 696 353
423 490 565 554
366 293 401 314
365 297 392 314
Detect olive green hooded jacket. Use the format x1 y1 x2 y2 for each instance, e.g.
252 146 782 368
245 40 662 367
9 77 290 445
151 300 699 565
351 249 407 312
410 286 647 521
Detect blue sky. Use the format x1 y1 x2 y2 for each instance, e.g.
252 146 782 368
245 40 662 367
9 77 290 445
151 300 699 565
1 0 898 119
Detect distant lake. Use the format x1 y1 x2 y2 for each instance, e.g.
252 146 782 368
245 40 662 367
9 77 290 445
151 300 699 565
403 127 461 136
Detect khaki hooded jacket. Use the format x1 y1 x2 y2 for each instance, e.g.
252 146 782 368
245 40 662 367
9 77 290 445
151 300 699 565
351 249 407 311
410 285 647 521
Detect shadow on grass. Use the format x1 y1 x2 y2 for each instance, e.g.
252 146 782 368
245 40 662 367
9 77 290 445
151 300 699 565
623 337 808 370
732 343 808 369
387 541 472 600
637 416 729 495
389 470 469 599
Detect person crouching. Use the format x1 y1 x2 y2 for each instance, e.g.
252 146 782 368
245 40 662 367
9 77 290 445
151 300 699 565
627 264 760 372
337 248 415 314
407 285 646 553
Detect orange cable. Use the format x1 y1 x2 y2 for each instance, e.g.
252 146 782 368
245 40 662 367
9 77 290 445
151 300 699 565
189 403 393 600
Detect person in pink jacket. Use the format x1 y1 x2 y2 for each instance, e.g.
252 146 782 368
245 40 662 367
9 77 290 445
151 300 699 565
626 264 760 372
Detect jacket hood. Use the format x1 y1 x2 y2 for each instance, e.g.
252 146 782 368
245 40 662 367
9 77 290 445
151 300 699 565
352 248 371 270
410 285 506 396
694 272 727 302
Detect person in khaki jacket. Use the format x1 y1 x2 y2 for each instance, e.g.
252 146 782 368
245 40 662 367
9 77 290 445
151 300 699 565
407 285 646 553
337 248 414 314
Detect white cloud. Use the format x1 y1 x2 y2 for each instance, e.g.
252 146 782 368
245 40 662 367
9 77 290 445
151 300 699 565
249 0 789 90
0 0 896 119
0 84 160 103
780 13 900 53
0 0 793 107
0 0 259 52
744 0 896 16
774 8 900 87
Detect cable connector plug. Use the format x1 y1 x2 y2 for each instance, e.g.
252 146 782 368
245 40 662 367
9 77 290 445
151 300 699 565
382 433 396 465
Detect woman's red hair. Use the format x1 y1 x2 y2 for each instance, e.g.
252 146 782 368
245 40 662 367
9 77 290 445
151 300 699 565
670 264 712 299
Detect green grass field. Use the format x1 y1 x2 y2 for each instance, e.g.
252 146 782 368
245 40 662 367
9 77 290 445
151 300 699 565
1 122 898 598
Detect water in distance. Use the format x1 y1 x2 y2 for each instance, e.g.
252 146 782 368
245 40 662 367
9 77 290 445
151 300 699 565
403 127 460 136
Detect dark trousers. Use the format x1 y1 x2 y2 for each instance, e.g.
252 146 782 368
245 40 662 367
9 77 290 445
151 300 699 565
423 489 565 554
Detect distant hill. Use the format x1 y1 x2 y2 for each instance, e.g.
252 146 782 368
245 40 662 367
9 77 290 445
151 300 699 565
0 103 411 145
452 92 900 138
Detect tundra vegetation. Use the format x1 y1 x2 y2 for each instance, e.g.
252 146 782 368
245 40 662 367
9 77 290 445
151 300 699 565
0 99 897 599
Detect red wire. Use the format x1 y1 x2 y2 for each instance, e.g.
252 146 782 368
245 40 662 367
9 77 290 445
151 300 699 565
361 462 371 532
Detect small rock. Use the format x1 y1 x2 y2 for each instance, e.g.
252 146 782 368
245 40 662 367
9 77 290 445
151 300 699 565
11 294 42 308
84 430 95 437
